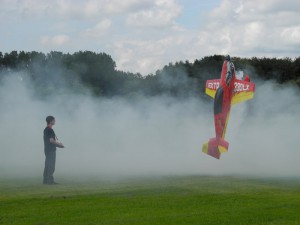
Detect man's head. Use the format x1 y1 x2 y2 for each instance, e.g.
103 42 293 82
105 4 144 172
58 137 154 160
46 115 55 125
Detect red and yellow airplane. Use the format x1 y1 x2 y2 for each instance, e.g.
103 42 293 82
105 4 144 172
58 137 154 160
202 55 255 159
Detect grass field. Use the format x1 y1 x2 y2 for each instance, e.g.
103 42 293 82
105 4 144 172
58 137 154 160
1 175 300 225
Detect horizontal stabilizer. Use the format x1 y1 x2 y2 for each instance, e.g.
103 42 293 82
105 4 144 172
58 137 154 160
202 138 229 159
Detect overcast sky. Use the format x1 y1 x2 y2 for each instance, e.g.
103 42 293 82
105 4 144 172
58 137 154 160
1 0 300 75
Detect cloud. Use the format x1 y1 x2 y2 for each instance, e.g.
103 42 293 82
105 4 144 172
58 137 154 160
102 0 153 14
41 34 70 46
113 35 189 74
126 0 182 28
115 0 300 74
1 0 155 20
281 26 300 45
196 0 300 57
1 0 300 75
83 19 112 38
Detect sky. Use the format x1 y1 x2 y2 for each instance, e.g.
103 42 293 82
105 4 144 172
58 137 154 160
1 0 300 75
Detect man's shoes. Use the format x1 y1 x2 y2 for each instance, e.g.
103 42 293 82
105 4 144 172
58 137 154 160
43 181 59 185
49 181 59 185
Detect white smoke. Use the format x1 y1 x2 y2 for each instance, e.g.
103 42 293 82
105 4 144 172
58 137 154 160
0 71 299 180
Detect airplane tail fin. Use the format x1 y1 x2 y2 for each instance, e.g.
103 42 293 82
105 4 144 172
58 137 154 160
202 138 229 159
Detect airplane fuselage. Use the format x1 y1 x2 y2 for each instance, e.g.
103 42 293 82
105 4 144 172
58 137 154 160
213 59 236 139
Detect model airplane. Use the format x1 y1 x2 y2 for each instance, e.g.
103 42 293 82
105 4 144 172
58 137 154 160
202 55 255 159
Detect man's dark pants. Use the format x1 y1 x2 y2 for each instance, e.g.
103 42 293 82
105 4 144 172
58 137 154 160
43 150 56 184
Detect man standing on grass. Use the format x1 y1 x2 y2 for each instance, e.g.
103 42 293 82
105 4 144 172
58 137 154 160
43 115 64 185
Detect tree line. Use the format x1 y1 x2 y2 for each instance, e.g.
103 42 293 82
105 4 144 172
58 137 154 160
0 51 299 98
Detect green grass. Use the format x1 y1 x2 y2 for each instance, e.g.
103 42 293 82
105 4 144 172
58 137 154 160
1 176 300 225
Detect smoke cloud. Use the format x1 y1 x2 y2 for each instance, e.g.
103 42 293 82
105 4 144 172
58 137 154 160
0 69 299 180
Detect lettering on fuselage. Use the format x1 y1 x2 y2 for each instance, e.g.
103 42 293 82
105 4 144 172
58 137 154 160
208 81 220 90
234 82 249 92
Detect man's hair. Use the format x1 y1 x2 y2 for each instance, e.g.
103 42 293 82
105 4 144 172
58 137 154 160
46 116 55 124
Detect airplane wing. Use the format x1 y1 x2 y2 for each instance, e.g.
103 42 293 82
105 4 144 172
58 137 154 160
205 79 221 98
231 80 255 105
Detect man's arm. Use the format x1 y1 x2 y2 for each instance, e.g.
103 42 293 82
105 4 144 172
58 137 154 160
50 138 64 148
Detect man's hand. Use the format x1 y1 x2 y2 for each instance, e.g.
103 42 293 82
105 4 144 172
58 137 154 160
50 138 65 148
56 141 65 148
